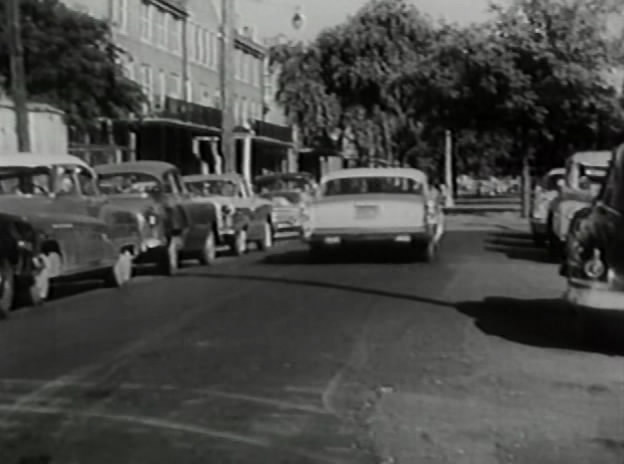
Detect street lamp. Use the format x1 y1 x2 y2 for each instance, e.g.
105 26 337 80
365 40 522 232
292 6 304 30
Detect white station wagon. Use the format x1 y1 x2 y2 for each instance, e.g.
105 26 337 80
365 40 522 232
302 168 444 261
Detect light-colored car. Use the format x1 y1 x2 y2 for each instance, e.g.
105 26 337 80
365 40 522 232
183 173 274 255
547 151 611 257
0 153 142 316
302 168 444 261
254 173 318 235
530 168 565 246
96 161 220 273
561 146 623 339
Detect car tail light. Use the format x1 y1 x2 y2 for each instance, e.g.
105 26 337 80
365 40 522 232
583 248 607 280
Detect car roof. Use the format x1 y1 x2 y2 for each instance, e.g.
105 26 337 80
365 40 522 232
183 173 243 182
94 161 176 177
546 168 565 177
569 151 612 167
0 153 90 169
321 167 427 183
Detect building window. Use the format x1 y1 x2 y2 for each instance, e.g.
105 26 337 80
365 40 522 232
154 8 167 49
185 78 192 102
202 30 209 65
140 2 151 42
123 58 135 81
188 23 195 62
212 32 219 70
241 98 248 124
233 96 239 122
169 18 182 54
168 73 181 98
158 69 166 105
238 52 247 82
112 0 127 33
214 90 222 108
140 64 153 100
194 26 203 63
200 84 211 105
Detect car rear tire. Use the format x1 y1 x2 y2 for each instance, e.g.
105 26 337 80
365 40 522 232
231 229 247 256
106 251 133 288
24 262 50 306
256 222 273 251
0 261 15 319
198 230 217 265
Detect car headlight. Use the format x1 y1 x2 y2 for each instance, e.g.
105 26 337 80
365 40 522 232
144 210 159 226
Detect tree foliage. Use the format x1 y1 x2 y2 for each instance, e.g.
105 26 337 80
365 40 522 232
270 0 624 177
0 0 145 130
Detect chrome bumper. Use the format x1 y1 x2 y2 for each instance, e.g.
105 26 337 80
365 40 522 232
564 277 624 311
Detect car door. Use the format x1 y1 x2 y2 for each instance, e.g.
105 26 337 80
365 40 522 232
46 165 103 273
77 167 131 265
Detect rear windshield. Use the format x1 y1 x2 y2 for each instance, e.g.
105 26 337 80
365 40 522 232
322 176 423 196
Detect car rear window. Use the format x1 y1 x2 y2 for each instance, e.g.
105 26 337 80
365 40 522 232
322 176 423 196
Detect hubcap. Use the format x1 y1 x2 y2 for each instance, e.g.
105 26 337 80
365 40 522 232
205 233 216 261
237 231 247 254
264 223 272 248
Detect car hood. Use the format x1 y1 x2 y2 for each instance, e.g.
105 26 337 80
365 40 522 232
310 194 426 229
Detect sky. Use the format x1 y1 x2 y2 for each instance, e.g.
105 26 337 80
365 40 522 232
235 0 499 42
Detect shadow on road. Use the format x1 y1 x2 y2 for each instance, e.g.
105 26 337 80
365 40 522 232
262 247 422 265
188 271 453 308
484 231 555 264
456 297 624 356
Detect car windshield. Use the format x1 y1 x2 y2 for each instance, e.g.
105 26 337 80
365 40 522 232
256 177 311 193
544 173 564 190
98 173 161 194
322 176 423 196
578 164 608 195
0 166 52 196
186 180 240 197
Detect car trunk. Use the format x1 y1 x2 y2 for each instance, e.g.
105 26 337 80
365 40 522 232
311 194 426 230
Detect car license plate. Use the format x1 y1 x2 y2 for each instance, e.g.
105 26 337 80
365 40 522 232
355 205 379 219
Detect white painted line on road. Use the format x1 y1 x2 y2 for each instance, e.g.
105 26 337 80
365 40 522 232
0 403 342 463
0 280 276 423
0 379 330 415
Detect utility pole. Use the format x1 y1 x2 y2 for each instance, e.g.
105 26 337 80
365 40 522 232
444 129 454 207
220 0 235 172
7 0 31 152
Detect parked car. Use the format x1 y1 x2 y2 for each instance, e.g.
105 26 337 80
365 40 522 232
303 168 444 261
530 168 565 246
561 146 624 339
95 161 219 273
547 151 611 258
0 153 142 316
254 173 318 235
182 173 273 255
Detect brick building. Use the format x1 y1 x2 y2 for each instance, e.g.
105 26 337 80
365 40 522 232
61 0 294 181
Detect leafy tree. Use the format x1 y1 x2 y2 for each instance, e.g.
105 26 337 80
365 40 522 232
270 0 436 162
0 0 145 130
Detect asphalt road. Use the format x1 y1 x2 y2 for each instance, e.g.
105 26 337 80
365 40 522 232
1 224 624 464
